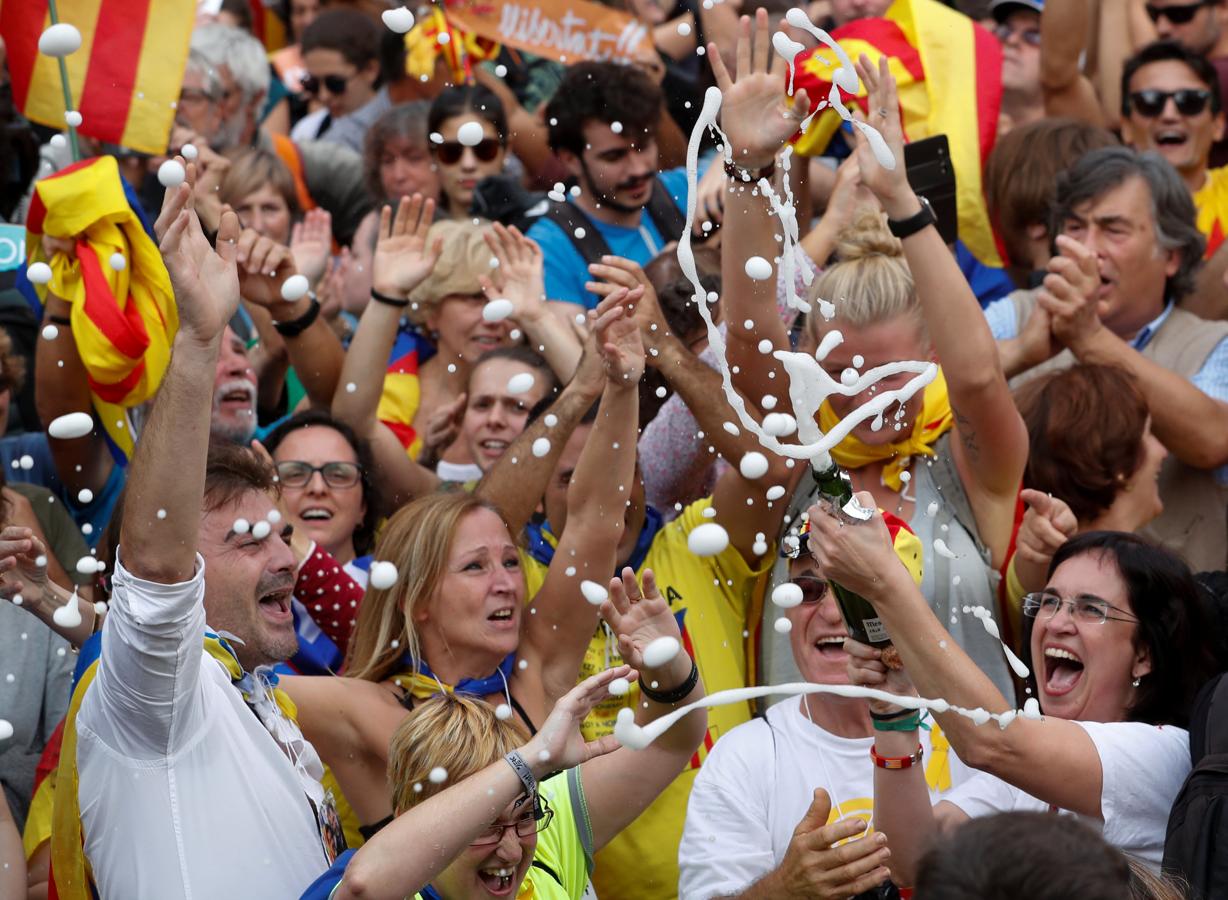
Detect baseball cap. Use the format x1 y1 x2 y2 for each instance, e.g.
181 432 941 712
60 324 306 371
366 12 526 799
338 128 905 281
991 0 1044 23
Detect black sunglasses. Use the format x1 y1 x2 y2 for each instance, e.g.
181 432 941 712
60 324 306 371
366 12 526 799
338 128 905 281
1128 88 1213 117
433 139 501 165
1144 0 1208 23
300 73 350 96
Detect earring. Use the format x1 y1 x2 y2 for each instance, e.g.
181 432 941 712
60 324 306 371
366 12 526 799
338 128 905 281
1132 677 1141 688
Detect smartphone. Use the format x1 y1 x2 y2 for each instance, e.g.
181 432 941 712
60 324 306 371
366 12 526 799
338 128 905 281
903 134 958 246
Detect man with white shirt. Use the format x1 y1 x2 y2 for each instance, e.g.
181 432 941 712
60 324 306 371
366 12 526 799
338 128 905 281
68 183 335 897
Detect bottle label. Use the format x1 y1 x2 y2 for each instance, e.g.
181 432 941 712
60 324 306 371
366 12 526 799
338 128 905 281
864 617 890 642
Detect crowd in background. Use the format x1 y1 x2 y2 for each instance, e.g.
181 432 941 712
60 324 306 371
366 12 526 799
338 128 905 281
2 0 1228 897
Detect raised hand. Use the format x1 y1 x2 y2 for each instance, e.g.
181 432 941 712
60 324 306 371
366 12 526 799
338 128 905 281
845 637 917 715
585 256 672 355
805 494 904 601
709 9 812 170
600 569 686 676
159 168 240 344
521 665 633 774
372 194 441 300
480 223 548 325
849 54 909 213
233 227 299 308
0 526 50 606
419 392 467 462
1037 234 1103 353
190 143 231 234
290 208 333 287
768 789 892 900
1014 489 1079 593
592 288 647 385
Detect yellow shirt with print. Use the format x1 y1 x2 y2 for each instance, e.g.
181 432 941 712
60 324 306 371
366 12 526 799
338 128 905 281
522 498 773 900
1194 164 1228 257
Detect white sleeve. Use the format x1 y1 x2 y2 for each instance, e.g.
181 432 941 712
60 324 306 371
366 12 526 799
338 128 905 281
940 769 1044 820
1076 721 1190 862
679 724 777 900
77 552 209 760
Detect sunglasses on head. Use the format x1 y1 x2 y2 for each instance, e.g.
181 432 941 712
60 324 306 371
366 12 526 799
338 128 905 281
433 139 501 165
1144 0 1209 23
1128 88 1213 117
300 73 350 96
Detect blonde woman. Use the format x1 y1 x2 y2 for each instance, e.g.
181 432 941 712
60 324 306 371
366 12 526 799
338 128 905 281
300 569 708 900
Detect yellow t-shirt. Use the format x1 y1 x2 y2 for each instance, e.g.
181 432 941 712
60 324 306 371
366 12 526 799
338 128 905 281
522 499 773 900
1194 164 1228 258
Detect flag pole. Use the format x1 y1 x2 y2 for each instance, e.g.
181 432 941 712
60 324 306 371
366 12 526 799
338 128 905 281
46 0 82 162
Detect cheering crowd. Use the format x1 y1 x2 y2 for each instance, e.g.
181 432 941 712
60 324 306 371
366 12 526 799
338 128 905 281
3 0 1228 896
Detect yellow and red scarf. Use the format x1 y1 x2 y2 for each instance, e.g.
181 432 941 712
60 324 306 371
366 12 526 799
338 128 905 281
818 367 954 492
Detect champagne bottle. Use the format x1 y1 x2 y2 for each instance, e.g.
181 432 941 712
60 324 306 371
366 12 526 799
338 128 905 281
809 453 893 649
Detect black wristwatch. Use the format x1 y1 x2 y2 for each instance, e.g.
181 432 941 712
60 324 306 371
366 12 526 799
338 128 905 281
887 196 936 240
272 295 320 338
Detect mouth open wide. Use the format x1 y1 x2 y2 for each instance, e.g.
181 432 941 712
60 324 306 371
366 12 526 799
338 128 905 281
1043 647 1084 696
478 867 516 895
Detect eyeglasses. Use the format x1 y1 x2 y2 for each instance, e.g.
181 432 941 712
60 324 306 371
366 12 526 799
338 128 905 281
178 87 230 106
300 72 352 96
433 139 502 165
791 575 830 605
1144 0 1209 24
1128 88 1213 117
275 460 362 489
993 24 1042 47
470 795 553 846
1022 591 1139 625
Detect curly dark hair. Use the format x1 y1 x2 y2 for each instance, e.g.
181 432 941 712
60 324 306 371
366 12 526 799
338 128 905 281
544 62 661 157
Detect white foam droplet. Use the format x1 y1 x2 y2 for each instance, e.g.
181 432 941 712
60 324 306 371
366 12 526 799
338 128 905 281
345 382 356 393
766 485 786 501
772 582 804 608
609 677 631 696
251 520 271 540
94 601 107 616
430 132 444 144
107 252 126 272
49 134 66 149
232 518 250 534
27 262 52 285
437 31 450 44
774 616 793 633
573 227 586 239
38 23 82 57
77 489 94 504
157 509 167 519
758 339 775 355
655 386 667 399
1022 698 1042 719
41 324 59 340
744 256 773 280
457 121 485 146
642 636 681 668
381 6 415 32
428 766 448 783
580 580 608 605
762 412 797 437
0 719 12 741
611 121 623 134
65 110 82 127
75 556 97 575
34 555 47 568
933 538 958 559
495 703 513 720
370 561 399 590
677 21 692 35
48 412 94 440
752 540 768 556
18 455 33 471
280 274 309 302
506 372 535 395
53 600 83 627
544 414 558 427
181 143 198 160
840 367 859 386
739 452 769 480
687 522 729 556
482 298 514 322
926 501 941 518
531 437 551 458
495 64 508 77
899 471 911 484
157 159 185 188
565 566 576 577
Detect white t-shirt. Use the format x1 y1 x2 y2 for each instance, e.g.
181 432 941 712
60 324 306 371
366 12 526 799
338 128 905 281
76 554 331 899
678 698 973 900
942 719 1190 869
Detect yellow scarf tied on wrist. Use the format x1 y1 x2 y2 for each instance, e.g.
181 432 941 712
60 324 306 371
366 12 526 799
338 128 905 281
818 367 955 491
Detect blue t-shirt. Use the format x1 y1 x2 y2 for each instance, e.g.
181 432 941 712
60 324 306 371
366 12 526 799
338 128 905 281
527 167 697 310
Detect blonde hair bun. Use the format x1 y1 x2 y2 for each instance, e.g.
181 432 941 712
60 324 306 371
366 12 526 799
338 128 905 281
832 211 904 263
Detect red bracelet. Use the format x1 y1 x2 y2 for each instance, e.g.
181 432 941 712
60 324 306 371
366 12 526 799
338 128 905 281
870 743 924 770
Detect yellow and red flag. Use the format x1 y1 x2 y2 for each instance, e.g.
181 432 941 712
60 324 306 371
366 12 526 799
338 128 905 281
0 0 194 155
792 0 1003 266
245 0 287 52
405 4 501 84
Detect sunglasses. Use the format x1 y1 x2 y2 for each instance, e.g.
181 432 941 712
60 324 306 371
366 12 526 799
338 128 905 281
433 139 501 165
993 23 1042 46
1128 88 1213 117
300 72 351 96
1144 0 1208 23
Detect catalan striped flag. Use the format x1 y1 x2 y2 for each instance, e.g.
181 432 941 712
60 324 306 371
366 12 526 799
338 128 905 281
24 155 178 464
792 0 1004 266
0 0 194 155
245 0 287 51
377 326 435 459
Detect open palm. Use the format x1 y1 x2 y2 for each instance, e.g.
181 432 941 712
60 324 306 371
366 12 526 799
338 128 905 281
525 666 630 772
601 569 682 669
710 10 812 169
159 172 240 342
371 194 441 299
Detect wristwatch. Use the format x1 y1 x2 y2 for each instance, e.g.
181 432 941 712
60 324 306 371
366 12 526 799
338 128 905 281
886 196 936 240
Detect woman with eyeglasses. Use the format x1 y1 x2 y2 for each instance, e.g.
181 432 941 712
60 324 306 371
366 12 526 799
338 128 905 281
301 611 706 900
679 514 974 900
427 85 510 222
811 504 1220 886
